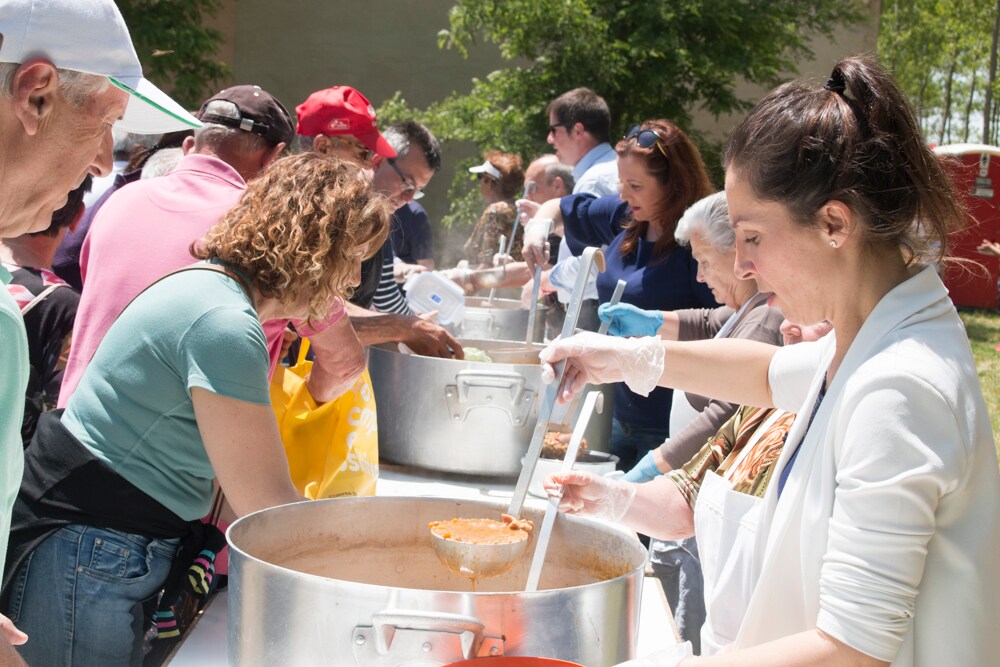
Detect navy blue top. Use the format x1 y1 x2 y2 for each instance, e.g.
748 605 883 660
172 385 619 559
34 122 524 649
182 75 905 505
390 201 433 265
563 194 718 429
559 193 627 255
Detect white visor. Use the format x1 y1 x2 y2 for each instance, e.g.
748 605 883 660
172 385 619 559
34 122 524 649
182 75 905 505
468 160 502 180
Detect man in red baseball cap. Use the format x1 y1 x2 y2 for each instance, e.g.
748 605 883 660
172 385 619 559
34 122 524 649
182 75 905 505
295 86 397 162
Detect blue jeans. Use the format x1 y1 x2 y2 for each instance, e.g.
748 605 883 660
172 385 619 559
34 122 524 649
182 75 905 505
6 524 180 666
610 418 669 473
650 536 705 655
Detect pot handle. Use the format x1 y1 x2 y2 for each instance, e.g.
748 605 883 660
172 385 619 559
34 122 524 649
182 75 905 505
353 609 503 664
454 370 526 404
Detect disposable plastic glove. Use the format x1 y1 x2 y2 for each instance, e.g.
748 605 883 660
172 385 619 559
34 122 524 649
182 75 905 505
522 216 552 274
598 302 664 338
613 643 693 667
622 449 662 483
539 332 665 402
543 470 638 521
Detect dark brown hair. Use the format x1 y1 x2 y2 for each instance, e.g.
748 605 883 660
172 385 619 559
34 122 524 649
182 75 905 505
723 55 965 264
482 150 525 201
547 88 612 144
615 119 714 260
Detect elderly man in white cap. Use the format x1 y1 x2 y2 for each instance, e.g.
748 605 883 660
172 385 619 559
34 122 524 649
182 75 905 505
0 0 197 658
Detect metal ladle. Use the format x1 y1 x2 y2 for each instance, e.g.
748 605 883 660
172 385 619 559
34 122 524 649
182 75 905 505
430 247 606 582
524 389 603 591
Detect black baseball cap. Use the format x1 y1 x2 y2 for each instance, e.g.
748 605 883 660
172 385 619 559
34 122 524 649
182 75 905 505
197 85 295 147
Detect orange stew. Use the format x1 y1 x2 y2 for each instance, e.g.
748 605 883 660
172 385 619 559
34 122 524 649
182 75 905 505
429 514 533 545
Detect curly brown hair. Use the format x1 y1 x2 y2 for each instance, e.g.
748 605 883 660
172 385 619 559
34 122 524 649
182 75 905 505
193 152 391 320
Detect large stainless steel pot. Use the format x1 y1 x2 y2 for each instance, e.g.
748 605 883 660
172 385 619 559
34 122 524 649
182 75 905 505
369 339 612 476
228 496 646 666
456 297 546 343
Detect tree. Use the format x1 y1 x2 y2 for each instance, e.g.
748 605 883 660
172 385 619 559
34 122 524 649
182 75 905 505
880 0 997 145
379 0 867 228
116 0 230 110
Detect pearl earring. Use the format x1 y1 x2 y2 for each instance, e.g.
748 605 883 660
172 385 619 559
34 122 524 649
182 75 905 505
829 240 838 248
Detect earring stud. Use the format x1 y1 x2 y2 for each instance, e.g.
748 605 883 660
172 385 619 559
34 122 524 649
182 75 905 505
829 240 838 248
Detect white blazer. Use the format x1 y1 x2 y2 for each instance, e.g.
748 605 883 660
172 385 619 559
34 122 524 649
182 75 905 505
734 266 1000 665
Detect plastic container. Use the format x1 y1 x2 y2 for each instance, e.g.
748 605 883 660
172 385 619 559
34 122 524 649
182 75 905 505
403 271 466 325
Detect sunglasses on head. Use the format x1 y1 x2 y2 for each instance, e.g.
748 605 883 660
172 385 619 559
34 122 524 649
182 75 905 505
625 125 668 158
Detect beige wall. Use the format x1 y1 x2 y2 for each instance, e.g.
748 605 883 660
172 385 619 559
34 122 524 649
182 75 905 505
209 0 881 263
694 0 883 142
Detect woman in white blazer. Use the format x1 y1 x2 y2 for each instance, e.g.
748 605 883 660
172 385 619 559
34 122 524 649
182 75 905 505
540 55 1000 666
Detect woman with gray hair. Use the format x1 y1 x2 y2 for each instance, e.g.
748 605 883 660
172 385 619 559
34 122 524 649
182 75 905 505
597 190 784 653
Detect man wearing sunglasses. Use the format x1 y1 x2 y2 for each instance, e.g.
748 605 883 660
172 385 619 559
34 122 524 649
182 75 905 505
294 85 398 165
344 121 465 359
521 88 619 331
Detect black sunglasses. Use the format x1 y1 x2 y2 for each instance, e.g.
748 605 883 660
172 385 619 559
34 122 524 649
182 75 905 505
625 124 668 158
548 122 572 135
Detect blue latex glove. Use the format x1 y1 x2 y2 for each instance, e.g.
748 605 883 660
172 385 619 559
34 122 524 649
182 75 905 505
598 302 664 338
622 449 662 483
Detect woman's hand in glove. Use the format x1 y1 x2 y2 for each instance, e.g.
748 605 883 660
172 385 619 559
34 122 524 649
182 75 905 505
540 332 665 403
543 470 638 522
598 302 664 338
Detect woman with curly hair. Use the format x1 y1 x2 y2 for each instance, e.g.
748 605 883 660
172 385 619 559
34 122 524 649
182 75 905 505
1 153 391 666
463 150 525 268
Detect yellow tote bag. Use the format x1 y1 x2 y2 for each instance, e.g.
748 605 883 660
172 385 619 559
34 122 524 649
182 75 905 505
270 339 378 499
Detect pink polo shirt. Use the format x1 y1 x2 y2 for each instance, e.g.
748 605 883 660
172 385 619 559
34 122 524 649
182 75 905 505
59 153 343 407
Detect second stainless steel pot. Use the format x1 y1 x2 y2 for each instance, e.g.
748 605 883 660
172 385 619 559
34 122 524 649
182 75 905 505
456 297 547 343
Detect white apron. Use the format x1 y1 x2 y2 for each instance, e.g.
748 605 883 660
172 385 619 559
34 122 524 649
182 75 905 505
692 409 784 656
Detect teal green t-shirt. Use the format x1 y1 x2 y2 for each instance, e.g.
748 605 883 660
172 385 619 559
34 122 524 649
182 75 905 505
0 265 28 575
63 267 271 520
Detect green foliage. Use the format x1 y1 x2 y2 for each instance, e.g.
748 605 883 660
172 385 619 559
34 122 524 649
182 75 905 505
379 0 866 228
879 0 997 144
116 0 230 110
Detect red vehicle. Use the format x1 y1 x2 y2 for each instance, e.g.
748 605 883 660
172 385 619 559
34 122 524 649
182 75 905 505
934 143 1000 310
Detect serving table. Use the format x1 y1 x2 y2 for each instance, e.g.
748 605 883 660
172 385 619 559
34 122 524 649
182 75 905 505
167 463 679 665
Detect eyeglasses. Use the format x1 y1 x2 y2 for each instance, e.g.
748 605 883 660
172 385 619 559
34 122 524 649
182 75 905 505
548 123 572 135
387 158 425 200
625 124 668 158
524 180 538 196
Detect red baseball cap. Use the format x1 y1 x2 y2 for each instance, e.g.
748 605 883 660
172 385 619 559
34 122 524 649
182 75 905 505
295 86 397 159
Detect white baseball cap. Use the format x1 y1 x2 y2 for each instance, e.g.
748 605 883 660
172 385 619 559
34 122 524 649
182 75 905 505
0 0 201 134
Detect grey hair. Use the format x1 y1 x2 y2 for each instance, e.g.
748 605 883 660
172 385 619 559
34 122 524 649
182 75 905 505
141 147 184 179
674 191 735 251
193 100 271 155
0 63 110 107
544 162 575 192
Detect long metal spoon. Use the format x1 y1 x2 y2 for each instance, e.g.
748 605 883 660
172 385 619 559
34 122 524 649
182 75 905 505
597 279 628 336
523 218 552 345
524 389 603 592
508 246 605 519
485 234 507 306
